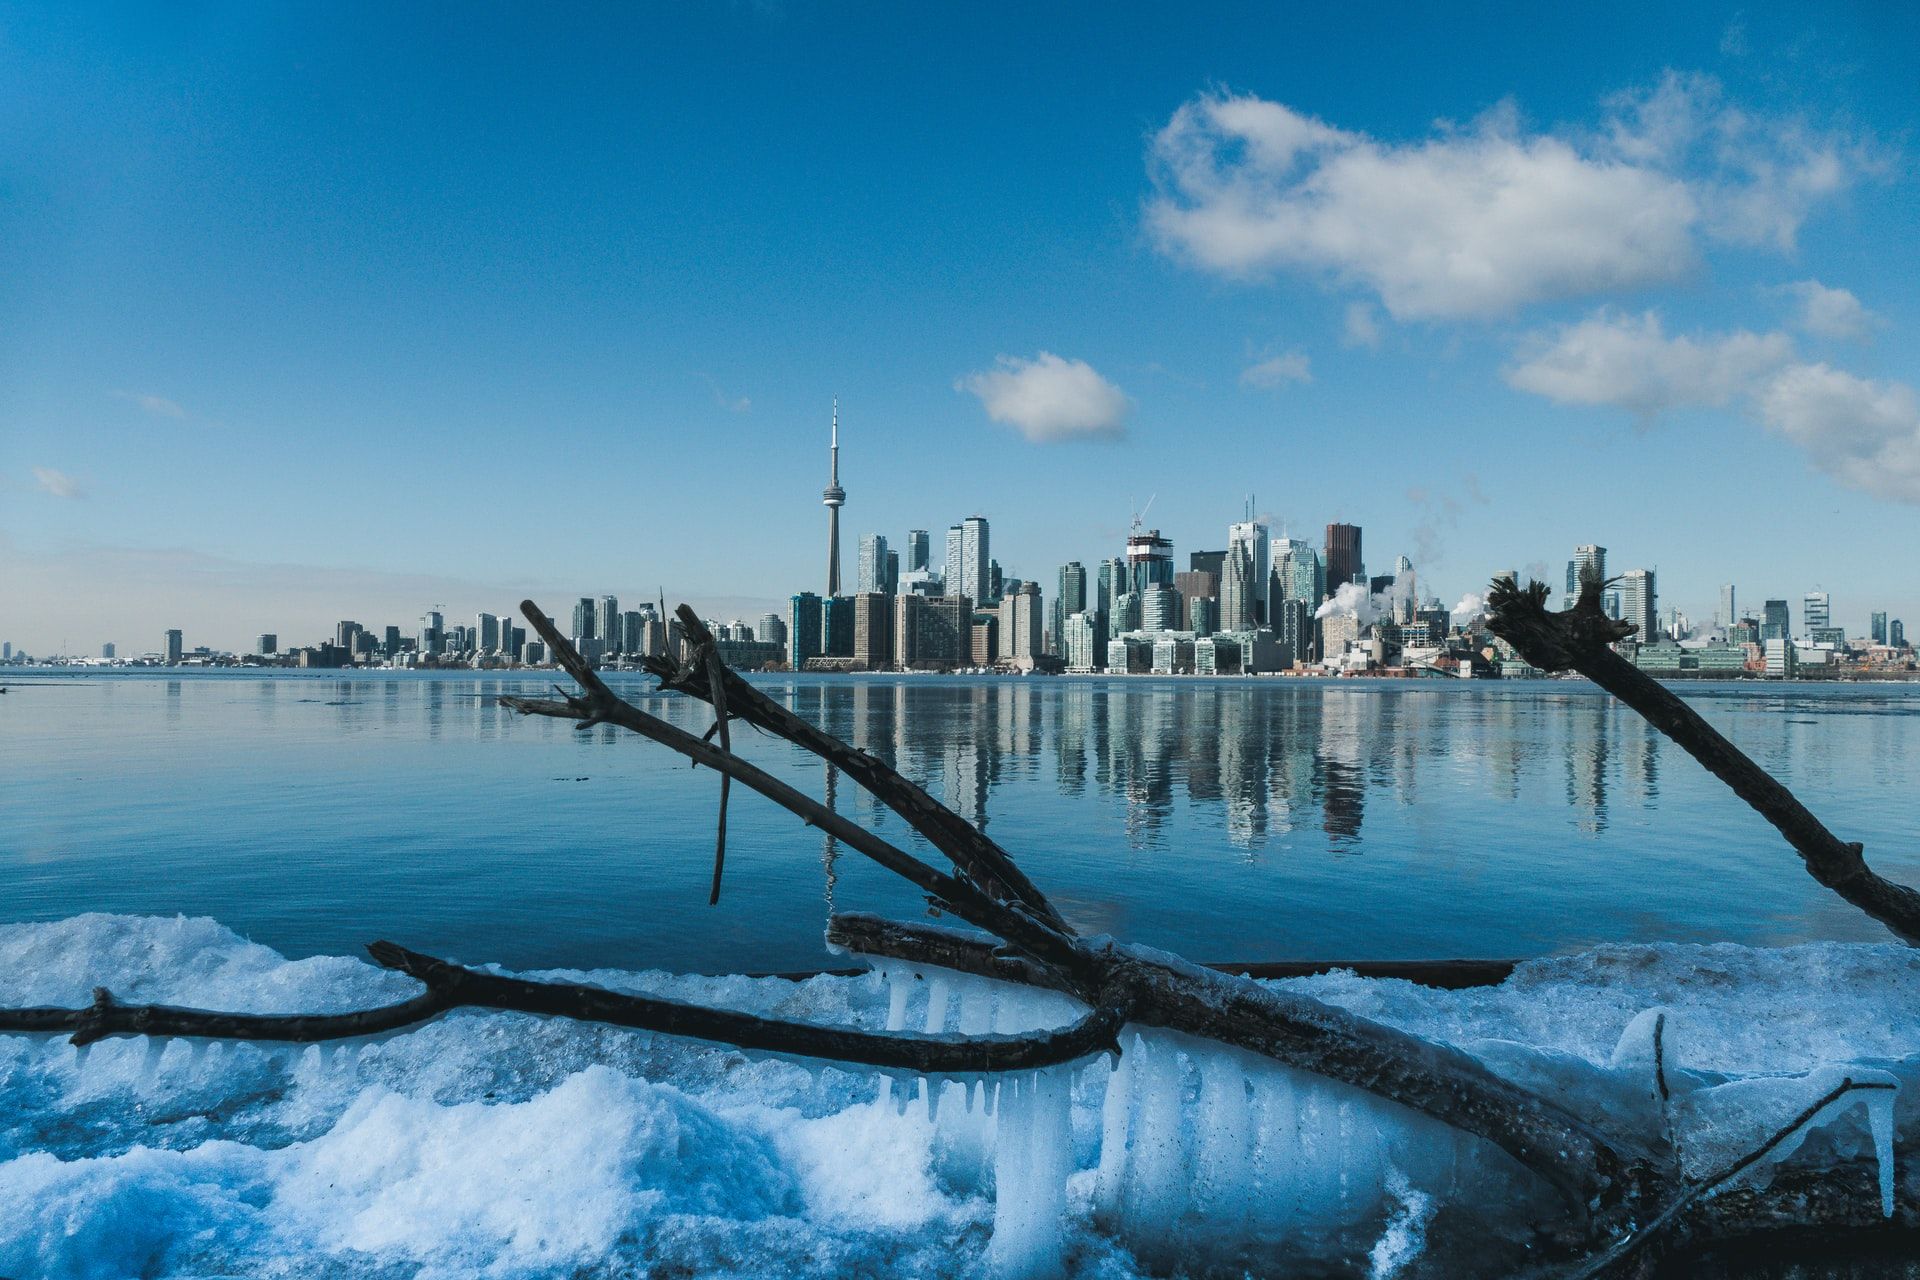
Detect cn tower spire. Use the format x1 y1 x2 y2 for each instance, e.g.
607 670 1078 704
822 398 846 596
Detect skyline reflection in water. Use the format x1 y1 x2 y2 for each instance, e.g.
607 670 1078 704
3 672 1916 973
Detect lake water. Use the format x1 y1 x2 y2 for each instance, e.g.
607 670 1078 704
4 670 1916 974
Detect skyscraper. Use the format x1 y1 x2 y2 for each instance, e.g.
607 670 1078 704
597 596 619 653
570 598 594 643
1270 537 1324 605
1618 569 1656 641
1126 528 1173 595
477 613 500 652
1872 611 1889 645
1227 520 1270 624
1054 561 1087 656
822 596 855 657
945 516 990 604
1762 599 1790 642
822 400 847 596
905 529 930 573
1221 539 1257 631
1325 523 1363 592
1803 591 1830 635
1718 585 1737 631
164 629 183 664
1892 620 1907 649
789 593 823 669
852 593 892 669
1003 581 1044 663
857 533 891 594
1566 545 1607 607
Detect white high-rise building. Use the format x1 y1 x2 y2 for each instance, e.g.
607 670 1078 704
1718 584 1737 632
597 596 620 653
945 516 989 604
1618 569 1656 641
857 533 891 594
1803 591 1831 635
1226 520 1269 625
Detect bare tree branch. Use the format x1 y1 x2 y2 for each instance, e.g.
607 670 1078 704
1486 575 1920 944
0 945 1127 1074
650 605 1070 932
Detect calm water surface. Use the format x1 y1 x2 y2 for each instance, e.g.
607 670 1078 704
3 671 1917 973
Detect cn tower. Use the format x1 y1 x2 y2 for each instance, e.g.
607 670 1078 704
822 399 846 596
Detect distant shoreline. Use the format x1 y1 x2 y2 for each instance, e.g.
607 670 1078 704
10 667 1918 688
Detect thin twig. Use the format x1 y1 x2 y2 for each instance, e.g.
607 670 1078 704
1562 1077 1897 1280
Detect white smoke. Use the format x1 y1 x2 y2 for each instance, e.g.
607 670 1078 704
1315 581 1382 624
1450 592 1487 625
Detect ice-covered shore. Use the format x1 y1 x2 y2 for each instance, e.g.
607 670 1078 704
3 914 1918 1279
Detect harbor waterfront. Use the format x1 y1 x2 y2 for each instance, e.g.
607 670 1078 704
6 669 1917 974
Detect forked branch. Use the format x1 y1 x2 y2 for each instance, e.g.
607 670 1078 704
1486 574 1920 944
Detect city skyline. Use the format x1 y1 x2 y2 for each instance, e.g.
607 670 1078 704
5 5 1919 653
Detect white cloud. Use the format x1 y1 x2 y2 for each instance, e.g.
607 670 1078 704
32 467 84 498
1342 301 1382 349
1146 76 1879 320
1506 308 1920 503
1778 279 1880 342
1757 363 1920 503
956 352 1129 442
1503 310 1792 415
1599 72 1883 251
1239 349 1312 390
112 390 187 419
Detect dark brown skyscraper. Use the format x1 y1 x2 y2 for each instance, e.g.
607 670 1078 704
1325 522 1363 593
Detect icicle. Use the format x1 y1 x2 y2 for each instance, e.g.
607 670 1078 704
924 976 951 1035
925 1079 943 1126
71 1041 92 1070
140 1036 168 1080
965 1078 981 1115
875 1075 895 1114
1093 1041 1135 1219
1120 1034 1188 1245
959 984 993 1037
1863 1085 1897 1218
885 969 912 1033
1193 1049 1253 1232
1290 1077 1345 1230
984 1079 1000 1117
894 1073 913 1118
990 1071 1068 1279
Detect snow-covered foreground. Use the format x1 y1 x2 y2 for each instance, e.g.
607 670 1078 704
3 915 1918 1279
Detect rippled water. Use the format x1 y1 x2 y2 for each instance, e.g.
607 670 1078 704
3 671 1916 972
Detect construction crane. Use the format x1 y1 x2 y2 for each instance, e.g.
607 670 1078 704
1129 493 1156 536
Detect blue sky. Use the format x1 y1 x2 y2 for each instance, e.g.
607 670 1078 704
4 2 1917 653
